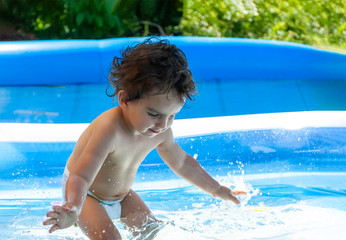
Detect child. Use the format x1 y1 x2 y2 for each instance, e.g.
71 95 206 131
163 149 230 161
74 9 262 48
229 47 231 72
43 38 246 239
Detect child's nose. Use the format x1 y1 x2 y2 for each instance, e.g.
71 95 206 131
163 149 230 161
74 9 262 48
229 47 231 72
156 118 168 129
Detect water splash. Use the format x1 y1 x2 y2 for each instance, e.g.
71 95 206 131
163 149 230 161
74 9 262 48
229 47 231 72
4 171 346 239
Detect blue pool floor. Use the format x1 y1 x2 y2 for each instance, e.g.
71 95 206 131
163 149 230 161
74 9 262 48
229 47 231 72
1 78 346 123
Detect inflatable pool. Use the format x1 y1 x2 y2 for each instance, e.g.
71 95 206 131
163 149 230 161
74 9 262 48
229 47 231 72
0 37 346 239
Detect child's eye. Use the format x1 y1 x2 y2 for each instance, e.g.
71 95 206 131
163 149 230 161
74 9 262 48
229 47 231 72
148 112 159 117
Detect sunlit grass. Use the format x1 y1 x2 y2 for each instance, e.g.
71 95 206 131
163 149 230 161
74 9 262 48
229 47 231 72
313 44 346 54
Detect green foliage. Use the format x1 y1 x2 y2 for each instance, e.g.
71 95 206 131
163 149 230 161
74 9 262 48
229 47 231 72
180 0 346 47
63 0 122 38
0 0 345 49
0 0 66 39
0 0 182 39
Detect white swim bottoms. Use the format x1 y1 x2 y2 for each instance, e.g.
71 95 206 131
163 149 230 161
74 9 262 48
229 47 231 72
62 167 122 220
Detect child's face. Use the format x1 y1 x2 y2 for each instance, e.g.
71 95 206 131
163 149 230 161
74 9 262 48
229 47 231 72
125 91 184 137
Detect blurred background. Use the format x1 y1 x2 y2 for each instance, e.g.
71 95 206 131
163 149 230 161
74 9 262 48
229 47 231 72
0 0 345 52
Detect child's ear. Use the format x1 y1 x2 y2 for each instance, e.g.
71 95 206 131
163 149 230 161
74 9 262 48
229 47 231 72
118 90 128 108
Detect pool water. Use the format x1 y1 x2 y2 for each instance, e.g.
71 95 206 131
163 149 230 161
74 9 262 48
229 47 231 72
2 174 346 239
1 127 345 239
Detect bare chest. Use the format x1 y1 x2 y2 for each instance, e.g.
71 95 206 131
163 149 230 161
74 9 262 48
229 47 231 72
107 136 159 169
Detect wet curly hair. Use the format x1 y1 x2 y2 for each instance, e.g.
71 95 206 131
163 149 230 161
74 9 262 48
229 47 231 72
107 37 197 103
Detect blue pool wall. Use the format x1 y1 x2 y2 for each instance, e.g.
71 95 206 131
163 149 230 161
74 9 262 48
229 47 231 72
1 36 346 85
1 36 346 121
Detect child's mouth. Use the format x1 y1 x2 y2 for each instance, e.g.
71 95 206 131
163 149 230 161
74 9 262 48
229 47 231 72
149 129 160 134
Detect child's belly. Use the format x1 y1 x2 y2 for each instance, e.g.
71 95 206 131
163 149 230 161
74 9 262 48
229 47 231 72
88 163 140 201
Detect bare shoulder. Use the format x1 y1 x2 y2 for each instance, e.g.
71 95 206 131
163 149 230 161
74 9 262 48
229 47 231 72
67 108 122 170
93 108 120 128
87 108 121 144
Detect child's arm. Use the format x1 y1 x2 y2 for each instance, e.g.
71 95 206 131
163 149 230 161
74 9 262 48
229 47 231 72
43 122 115 233
157 129 246 204
43 173 89 233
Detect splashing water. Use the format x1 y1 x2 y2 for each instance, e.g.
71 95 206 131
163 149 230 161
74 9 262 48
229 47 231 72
3 169 346 239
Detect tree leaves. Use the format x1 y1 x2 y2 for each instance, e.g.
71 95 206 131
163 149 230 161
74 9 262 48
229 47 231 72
180 0 346 48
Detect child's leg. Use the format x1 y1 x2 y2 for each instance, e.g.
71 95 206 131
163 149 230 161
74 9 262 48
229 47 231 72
78 195 122 240
120 189 157 231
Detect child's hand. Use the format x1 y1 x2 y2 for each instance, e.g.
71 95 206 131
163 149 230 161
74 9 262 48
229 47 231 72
212 186 247 204
43 203 79 233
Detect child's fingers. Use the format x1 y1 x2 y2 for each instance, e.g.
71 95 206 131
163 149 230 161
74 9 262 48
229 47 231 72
45 210 55 217
230 195 240 204
49 224 60 233
52 205 63 213
46 211 59 219
53 204 74 215
232 190 247 195
43 218 58 226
